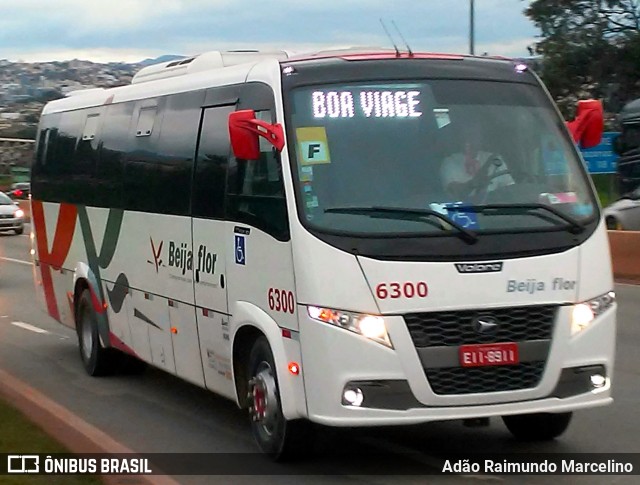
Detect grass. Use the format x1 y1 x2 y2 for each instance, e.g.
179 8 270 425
0 398 103 485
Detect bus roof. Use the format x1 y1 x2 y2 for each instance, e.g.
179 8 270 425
40 48 524 116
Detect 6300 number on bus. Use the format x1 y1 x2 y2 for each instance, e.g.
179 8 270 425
375 281 429 300
268 288 295 314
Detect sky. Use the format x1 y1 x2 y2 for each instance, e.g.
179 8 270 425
0 0 538 63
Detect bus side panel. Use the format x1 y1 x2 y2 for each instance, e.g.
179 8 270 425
225 226 306 418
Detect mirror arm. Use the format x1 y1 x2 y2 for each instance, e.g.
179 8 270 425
235 119 285 151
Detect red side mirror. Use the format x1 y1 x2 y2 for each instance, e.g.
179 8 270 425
565 100 603 149
229 110 285 160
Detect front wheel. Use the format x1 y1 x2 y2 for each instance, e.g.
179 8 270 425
77 289 117 376
14 227 23 235
502 412 573 441
247 336 312 460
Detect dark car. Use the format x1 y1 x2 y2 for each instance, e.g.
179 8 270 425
8 182 30 200
614 99 640 195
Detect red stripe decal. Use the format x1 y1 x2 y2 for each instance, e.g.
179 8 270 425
31 201 78 321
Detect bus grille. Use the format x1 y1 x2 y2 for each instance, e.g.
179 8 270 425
426 362 546 395
403 305 558 395
404 305 557 348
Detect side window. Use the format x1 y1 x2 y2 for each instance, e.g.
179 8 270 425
76 111 102 179
226 110 289 240
98 102 136 209
46 110 84 203
192 105 234 219
32 113 60 200
156 91 204 216
123 100 165 213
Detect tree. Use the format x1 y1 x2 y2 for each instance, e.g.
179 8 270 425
526 0 640 115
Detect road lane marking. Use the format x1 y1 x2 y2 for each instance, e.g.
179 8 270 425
11 321 50 334
0 256 32 266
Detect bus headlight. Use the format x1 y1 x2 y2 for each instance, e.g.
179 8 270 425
571 291 615 335
307 306 392 348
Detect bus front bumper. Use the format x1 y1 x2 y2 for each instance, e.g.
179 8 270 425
297 305 615 426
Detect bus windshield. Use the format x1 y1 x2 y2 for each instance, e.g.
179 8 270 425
287 80 596 236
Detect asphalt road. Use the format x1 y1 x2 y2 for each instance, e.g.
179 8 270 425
1 226 638 484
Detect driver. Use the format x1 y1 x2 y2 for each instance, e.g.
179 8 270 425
440 121 513 201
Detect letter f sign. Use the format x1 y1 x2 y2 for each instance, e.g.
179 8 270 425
300 141 328 163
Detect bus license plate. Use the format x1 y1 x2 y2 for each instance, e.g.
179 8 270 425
459 342 519 367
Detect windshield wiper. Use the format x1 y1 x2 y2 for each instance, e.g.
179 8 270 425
324 206 479 244
446 203 585 234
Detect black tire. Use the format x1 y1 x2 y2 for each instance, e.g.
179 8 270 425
76 289 117 376
14 227 23 235
502 412 573 441
247 336 313 460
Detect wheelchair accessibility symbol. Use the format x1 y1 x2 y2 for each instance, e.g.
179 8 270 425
450 211 474 228
445 203 479 229
235 235 246 265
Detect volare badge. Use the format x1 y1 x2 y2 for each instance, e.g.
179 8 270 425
455 262 503 273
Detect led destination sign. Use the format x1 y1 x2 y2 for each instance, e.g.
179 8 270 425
312 90 422 119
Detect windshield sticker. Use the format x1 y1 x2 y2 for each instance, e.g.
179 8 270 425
429 202 479 230
445 202 479 229
434 108 451 129
539 192 578 204
297 127 331 165
305 195 319 209
300 165 314 182
572 203 594 216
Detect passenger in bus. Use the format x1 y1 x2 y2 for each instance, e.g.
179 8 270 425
440 121 514 201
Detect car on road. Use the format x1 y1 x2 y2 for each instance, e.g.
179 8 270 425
604 186 640 230
0 191 25 235
8 182 30 200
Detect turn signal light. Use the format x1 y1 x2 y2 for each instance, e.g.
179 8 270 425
288 362 300 375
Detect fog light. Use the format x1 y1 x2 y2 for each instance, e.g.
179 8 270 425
590 374 606 389
343 388 364 407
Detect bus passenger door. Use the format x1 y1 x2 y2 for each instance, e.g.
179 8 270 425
191 104 235 398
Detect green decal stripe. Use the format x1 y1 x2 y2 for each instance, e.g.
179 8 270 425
77 206 127 344
98 209 125 269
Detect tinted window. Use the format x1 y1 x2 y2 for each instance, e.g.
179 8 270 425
98 102 135 208
192 105 234 219
155 91 204 215
122 99 166 213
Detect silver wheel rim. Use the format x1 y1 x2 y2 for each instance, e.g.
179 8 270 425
249 362 279 437
81 309 93 362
